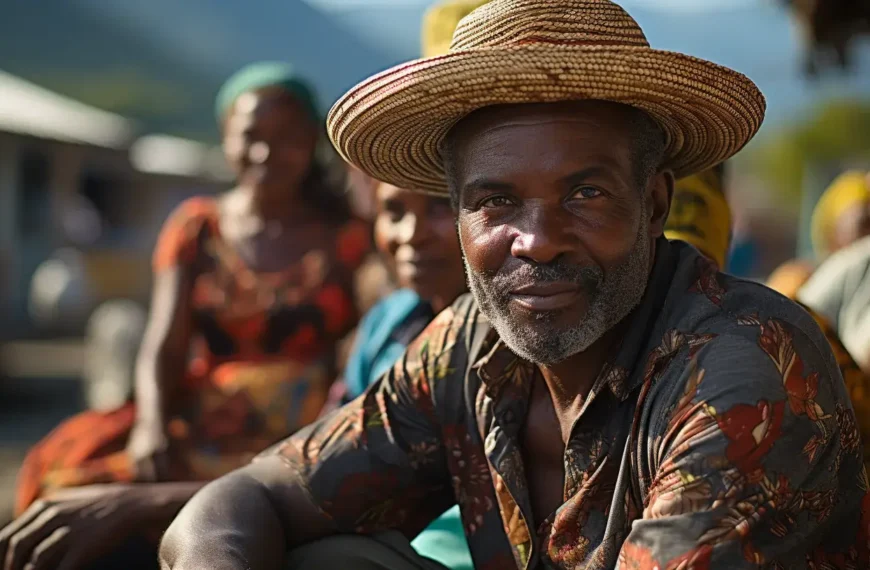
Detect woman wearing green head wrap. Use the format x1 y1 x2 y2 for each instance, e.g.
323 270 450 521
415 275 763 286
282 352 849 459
1 63 371 570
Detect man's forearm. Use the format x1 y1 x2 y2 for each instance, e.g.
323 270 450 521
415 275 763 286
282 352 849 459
159 470 287 570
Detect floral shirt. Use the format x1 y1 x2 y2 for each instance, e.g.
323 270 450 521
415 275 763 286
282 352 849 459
261 239 868 570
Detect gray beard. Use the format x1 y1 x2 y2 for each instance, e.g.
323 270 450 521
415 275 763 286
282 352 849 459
464 226 651 365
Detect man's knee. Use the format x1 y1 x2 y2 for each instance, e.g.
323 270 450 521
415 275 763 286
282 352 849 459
285 532 443 570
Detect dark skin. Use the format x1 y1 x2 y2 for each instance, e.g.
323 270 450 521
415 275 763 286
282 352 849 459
157 101 672 570
0 87 332 570
374 183 466 312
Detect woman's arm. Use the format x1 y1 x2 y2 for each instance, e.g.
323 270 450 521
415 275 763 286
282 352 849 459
134 267 192 430
127 265 194 481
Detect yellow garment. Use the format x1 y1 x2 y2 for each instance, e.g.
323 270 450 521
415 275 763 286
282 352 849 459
665 167 731 269
422 0 491 57
810 170 870 260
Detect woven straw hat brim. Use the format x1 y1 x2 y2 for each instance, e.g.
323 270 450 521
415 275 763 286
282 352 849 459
328 45 765 195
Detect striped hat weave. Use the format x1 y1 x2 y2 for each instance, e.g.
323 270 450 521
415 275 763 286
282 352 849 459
328 0 766 195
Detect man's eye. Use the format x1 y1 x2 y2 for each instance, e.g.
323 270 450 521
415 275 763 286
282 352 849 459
570 186 602 200
480 196 512 208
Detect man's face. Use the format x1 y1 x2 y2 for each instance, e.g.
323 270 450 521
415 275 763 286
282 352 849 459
450 101 671 365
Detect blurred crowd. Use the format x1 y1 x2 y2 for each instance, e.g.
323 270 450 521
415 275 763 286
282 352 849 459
0 0 868 569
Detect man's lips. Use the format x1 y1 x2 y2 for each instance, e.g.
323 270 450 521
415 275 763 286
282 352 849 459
508 281 581 311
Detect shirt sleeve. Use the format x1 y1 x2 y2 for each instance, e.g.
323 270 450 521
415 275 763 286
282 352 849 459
255 305 464 538
618 322 869 569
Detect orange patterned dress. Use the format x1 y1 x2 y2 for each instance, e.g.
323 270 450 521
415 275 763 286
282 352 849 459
15 197 369 515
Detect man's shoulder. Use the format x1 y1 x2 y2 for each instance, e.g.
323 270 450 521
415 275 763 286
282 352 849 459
403 292 488 369
667 244 829 351
659 245 843 398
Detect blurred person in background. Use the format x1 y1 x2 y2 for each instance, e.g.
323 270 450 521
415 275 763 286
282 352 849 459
345 164 396 316
800 235 870 375
768 170 870 297
811 170 870 260
1 62 369 570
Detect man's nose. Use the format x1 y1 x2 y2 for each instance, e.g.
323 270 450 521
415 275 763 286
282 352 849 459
509 204 574 264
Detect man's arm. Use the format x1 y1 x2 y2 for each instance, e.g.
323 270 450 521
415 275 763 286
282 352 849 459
618 324 868 568
159 459 329 570
159 307 464 570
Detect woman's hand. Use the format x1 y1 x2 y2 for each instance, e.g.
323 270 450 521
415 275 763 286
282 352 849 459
127 420 172 482
0 484 158 570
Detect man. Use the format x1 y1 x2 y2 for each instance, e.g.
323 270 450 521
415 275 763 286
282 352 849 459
160 1 867 569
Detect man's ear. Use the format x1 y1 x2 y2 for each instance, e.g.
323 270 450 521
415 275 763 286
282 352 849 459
648 169 674 238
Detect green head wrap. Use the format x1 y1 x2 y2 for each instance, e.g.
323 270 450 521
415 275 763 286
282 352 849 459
215 62 320 125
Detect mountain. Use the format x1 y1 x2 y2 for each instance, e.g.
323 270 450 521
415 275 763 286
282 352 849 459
1 0 396 142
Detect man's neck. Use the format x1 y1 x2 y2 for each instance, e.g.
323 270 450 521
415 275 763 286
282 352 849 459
536 321 626 421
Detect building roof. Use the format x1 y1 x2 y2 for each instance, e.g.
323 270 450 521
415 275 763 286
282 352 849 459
0 69 133 149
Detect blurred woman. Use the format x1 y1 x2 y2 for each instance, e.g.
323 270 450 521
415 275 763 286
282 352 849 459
767 170 870 297
2 62 369 570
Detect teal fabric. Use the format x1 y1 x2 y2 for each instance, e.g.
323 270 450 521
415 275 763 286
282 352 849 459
344 289 425 400
410 507 471 570
344 289 473 570
215 61 319 123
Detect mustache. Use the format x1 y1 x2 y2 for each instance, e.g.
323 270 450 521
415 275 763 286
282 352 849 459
486 260 603 297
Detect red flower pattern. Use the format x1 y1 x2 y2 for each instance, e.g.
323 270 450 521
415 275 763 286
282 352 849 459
715 399 785 482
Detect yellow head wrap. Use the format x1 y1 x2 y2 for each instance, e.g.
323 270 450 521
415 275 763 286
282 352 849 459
810 170 870 260
422 0 492 58
665 166 732 269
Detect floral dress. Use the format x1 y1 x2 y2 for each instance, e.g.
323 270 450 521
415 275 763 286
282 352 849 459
15 196 369 514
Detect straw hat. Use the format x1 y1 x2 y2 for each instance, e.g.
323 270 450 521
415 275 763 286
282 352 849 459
327 0 766 195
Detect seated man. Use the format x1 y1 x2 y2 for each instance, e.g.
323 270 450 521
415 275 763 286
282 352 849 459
160 1 867 569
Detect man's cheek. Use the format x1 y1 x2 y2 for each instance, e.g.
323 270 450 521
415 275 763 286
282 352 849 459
459 216 512 274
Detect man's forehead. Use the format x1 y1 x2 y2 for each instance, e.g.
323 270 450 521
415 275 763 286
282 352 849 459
446 100 638 149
